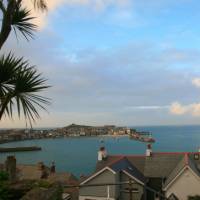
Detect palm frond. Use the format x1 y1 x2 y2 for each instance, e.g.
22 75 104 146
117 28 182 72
12 4 37 41
32 0 47 11
13 62 50 125
0 53 50 125
0 53 23 100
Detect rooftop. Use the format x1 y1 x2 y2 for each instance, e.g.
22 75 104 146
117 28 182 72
95 152 200 184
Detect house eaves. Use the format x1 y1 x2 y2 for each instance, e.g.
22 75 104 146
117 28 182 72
80 166 116 185
122 170 145 186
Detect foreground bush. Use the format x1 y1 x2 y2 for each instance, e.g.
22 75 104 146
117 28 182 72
188 196 200 200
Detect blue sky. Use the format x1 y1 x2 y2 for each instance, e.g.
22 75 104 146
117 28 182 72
2 0 200 128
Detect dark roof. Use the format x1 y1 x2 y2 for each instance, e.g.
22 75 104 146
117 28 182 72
187 154 200 177
163 153 200 188
109 157 145 184
96 155 145 174
163 155 186 187
143 153 183 178
96 152 200 183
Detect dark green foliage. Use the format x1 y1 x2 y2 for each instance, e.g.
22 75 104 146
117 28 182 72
34 180 51 188
0 0 49 126
188 196 200 200
0 182 12 200
0 172 11 200
0 53 50 125
0 171 8 181
12 4 37 40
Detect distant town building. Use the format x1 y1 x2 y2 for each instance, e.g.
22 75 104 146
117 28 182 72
0 124 130 144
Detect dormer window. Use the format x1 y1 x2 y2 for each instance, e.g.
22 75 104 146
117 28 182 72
194 154 199 160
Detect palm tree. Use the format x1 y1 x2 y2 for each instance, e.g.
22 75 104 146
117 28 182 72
0 0 50 126
0 0 47 49
0 53 50 125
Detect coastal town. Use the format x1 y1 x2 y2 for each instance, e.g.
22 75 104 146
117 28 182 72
1 0 200 199
0 124 131 144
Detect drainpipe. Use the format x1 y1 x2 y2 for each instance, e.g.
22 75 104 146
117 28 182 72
107 185 110 200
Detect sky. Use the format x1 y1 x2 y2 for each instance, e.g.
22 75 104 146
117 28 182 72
2 0 200 128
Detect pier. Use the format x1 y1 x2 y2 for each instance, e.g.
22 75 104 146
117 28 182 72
0 146 42 153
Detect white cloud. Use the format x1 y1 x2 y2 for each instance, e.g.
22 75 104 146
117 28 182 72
170 102 200 116
22 0 132 29
126 105 169 110
170 102 188 115
4 31 200 127
191 103 200 116
170 78 200 117
192 78 200 88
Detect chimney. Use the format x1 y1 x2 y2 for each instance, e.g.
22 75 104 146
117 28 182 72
146 144 152 157
98 146 107 161
5 156 16 181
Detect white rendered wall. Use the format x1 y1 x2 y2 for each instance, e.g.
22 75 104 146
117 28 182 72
166 168 200 200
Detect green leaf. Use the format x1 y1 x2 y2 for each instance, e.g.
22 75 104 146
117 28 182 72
0 53 50 126
12 4 37 41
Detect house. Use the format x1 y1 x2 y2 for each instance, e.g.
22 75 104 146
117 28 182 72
79 147 200 200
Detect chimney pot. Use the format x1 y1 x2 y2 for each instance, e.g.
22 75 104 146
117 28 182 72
146 144 152 157
98 146 107 161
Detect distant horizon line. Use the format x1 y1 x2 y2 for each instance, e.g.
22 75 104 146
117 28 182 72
1 123 200 130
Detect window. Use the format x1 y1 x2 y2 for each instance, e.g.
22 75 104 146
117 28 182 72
194 154 199 160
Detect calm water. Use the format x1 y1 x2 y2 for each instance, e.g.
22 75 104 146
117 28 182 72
1 125 200 177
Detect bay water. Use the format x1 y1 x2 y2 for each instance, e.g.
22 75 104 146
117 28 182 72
0 125 200 177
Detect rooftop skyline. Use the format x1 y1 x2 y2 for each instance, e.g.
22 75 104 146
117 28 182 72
2 0 200 128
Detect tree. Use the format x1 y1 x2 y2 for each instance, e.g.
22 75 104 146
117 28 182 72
0 0 50 126
0 0 47 49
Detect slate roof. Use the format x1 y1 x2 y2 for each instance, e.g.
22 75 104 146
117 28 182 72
142 153 184 178
109 157 145 184
163 153 200 188
96 155 146 174
95 152 200 188
187 154 200 177
163 155 186 187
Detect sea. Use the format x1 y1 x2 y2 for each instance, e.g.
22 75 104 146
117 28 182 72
1 125 200 177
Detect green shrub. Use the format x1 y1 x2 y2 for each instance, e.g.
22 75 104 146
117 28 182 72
188 196 200 200
0 182 12 200
0 171 8 181
34 180 51 188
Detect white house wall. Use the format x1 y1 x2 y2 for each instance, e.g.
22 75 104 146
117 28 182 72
166 168 200 200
